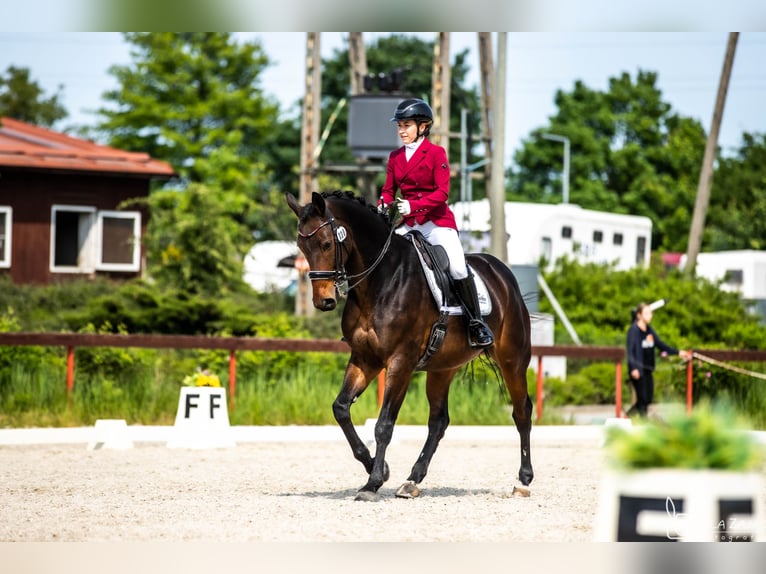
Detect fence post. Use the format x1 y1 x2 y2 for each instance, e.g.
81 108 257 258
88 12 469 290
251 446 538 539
66 346 75 394
615 359 623 418
686 355 694 414
228 350 237 408
536 355 544 423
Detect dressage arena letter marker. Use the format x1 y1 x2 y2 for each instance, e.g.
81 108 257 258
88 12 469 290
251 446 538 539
167 387 236 449
87 419 134 450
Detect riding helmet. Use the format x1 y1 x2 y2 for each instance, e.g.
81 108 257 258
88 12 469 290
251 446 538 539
390 98 434 123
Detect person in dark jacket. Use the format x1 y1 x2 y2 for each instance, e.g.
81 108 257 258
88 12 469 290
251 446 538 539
626 302 691 417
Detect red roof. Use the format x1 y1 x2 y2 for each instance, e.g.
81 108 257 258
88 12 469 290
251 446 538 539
0 116 175 177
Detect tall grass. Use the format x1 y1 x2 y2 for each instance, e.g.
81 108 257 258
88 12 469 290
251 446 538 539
0 352 526 427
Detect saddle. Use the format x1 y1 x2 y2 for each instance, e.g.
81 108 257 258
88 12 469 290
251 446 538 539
403 231 492 370
403 231 492 316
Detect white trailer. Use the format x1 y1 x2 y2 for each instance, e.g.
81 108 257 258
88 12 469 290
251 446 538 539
682 250 766 299
451 199 653 271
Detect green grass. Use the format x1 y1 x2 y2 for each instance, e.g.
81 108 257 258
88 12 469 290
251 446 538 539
0 358 523 427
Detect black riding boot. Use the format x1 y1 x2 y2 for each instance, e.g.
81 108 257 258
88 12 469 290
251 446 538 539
454 274 494 348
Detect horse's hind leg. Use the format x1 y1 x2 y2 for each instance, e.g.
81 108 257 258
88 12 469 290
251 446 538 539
493 346 534 492
396 368 459 498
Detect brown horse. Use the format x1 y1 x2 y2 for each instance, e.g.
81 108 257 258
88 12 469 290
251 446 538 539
286 190 533 501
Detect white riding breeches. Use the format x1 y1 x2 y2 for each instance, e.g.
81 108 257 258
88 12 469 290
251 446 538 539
396 220 468 279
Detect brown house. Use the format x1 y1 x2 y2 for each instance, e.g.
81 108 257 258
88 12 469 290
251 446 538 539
0 117 175 284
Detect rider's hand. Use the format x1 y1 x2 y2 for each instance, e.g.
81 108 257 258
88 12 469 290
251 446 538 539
377 202 389 215
396 198 411 216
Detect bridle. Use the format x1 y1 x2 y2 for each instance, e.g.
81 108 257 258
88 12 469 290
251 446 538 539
297 206 397 296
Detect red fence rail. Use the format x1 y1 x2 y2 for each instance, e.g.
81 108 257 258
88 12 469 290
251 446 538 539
1 333 764 421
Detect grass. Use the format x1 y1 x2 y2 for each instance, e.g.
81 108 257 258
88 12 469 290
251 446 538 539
0 359 523 428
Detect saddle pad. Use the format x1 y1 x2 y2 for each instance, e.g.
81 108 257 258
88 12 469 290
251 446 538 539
411 247 492 317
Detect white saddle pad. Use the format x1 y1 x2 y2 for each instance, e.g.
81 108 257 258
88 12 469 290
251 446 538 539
411 247 492 316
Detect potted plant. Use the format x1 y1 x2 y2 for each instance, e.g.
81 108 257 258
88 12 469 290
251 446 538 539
594 400 764 542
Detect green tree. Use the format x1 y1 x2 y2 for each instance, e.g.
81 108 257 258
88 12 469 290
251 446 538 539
93 32 304 293
509 70 707 252
706 132 766 251
138 183 246 296
0 65 68 127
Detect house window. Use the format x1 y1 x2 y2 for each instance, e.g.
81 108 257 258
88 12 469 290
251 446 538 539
0 207 11 268
51 205 96 272
613 233 623 246
593 230 603 243
97 211 141 271
561 226 572 239
51 205 141 273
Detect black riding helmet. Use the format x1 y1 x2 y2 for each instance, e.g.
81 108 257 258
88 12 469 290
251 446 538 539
391 98 433 140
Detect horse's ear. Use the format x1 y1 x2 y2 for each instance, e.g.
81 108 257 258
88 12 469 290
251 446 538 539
285 193 301 217
311 192 326 216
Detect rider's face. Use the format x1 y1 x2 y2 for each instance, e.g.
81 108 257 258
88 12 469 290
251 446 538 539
396 120 419 145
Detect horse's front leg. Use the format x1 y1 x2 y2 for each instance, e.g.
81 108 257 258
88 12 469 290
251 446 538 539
332 359 388 484
355 366 411 502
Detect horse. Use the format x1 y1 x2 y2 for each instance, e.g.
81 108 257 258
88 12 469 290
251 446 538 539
286 190 533 501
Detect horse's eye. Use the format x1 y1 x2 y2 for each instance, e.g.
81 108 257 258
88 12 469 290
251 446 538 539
322 241 332 251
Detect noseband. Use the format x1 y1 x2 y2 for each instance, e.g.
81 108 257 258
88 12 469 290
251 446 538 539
297 206 396 296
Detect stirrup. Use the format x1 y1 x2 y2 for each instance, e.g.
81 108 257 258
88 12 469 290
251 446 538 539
469 320 494 348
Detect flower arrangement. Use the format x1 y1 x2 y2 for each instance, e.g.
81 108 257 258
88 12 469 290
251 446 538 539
182 368 222 388
604 399 764 471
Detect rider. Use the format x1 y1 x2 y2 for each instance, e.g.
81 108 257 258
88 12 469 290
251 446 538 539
377 98 494 349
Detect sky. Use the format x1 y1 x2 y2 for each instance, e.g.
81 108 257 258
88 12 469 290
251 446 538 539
1 32 765 166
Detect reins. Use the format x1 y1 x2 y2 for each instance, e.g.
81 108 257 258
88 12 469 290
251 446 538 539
298 204 398 296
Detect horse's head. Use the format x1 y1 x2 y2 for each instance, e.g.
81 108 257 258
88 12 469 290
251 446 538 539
286 191 350 311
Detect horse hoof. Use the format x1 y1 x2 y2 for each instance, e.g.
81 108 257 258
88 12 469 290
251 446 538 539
395 480 420 499
355 490 381 502
512 485 531 498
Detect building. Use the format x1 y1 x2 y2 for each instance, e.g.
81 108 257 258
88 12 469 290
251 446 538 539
451 199 653 271
0 117 175 284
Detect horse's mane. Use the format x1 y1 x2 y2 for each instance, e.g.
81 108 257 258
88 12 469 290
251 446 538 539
320 190 392 228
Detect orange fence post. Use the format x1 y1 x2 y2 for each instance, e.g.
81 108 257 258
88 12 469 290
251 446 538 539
615 360 623 418
686 356 694 414
228 350 237 407
536 356 544 423
377 369 386 409
66 346 75 394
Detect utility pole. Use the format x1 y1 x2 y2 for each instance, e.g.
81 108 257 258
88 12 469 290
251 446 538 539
296 32 321 317
685 32 739 276
348 32 367 95
478 32 494 188
489 32 508 263
348 32 376 202
431 32 451 155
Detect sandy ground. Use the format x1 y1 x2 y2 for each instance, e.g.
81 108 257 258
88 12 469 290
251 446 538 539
2 420 765 545
0 431 605 542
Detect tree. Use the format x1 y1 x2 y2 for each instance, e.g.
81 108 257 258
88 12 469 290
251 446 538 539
706 132 766 251
137 184 246 296
0 65 68 127
508 70 707 252
94 33 304 294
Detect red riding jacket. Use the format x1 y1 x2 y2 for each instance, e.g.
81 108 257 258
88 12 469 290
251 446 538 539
380 138 458 230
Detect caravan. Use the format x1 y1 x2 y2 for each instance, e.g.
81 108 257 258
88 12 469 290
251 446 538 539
451 199 653 271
